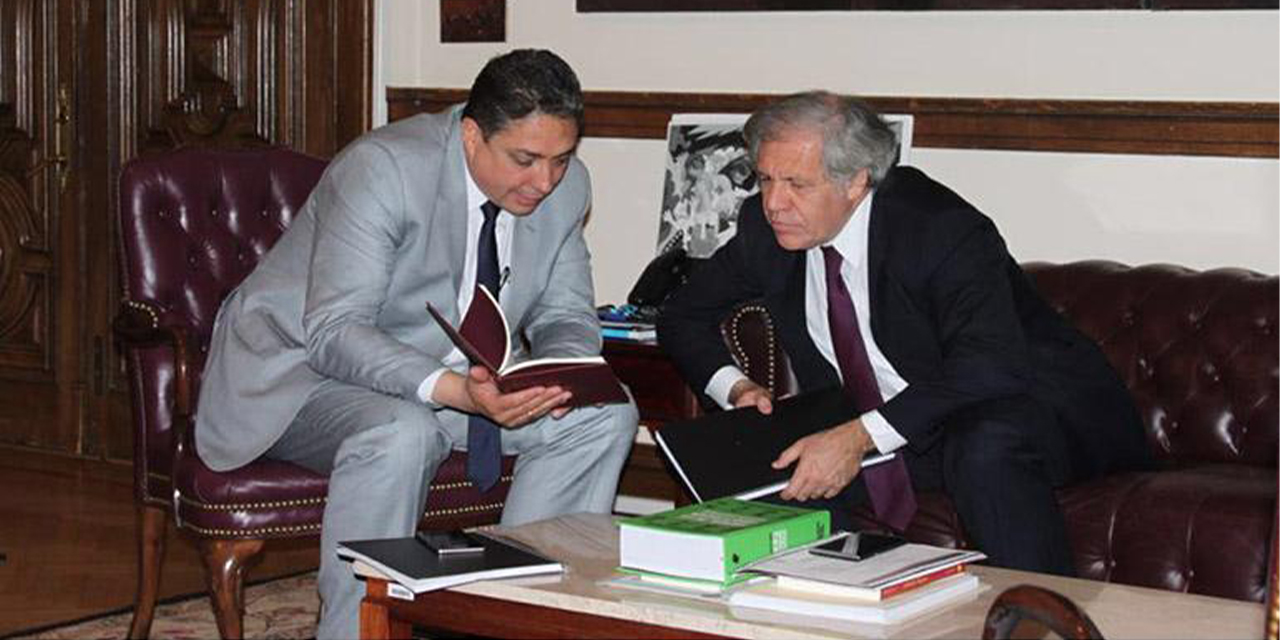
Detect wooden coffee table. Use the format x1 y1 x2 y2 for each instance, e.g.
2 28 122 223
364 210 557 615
357 513 1265 640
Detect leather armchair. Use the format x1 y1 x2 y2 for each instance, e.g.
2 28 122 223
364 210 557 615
114 147 516 639
720 261 1277 602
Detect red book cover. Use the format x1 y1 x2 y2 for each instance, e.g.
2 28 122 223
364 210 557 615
427 285 628 407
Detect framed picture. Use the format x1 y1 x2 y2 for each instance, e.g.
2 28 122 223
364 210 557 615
655 112 913 259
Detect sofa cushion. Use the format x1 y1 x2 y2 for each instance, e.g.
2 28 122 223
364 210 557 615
1058 465 1274 602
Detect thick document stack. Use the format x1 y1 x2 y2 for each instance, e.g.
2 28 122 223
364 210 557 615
617 497 830 591
337 531 562 595
729 536 986 624
655 387 894 502
427 284 628 406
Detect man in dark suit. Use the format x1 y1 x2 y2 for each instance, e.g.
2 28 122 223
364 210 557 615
657 91 1150 575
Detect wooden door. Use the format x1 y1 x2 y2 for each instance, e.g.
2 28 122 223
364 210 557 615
0 0 372 459
0 0 79 452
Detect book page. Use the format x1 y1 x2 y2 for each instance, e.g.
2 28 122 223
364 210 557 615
501 355 607 375
746 543 986 590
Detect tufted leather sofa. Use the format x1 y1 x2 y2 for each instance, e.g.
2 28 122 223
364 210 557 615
721 261 1277 603
114 147 516 638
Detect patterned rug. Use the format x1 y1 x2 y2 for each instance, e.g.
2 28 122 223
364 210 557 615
9 572 318 640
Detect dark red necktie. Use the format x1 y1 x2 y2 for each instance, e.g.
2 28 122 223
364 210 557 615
822 246 917 532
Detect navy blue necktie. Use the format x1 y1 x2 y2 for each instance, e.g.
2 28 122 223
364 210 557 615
823 246 917 532
467 201 502 491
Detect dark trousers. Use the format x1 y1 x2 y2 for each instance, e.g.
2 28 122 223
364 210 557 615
772 395 1076 577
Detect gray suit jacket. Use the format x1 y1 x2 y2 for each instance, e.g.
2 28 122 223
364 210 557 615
195 107 600 471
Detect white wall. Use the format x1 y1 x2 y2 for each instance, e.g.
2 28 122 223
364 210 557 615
378 1 1280 304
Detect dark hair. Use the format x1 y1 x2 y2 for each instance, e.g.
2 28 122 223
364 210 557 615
744 91 898 186
461 49 585 139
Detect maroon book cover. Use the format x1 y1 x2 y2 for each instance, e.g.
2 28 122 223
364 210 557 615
427 285 628 407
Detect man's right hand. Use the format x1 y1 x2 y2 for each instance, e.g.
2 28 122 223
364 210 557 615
728 378 773 415
435 367 571 427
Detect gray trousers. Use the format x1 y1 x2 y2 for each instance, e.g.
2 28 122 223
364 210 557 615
266 379 639 640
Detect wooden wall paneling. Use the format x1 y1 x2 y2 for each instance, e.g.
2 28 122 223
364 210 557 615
0 0 373 460
387 87 1280 158
332 0 374 152
0 0 79 452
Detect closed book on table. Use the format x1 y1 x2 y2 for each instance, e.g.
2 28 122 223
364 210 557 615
427 284 628 406
618 497 830 585
654 387 895 501
741 533 986 602
337 532 562 594
728 572 982 625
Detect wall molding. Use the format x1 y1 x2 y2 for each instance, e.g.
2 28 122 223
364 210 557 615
387 87 1278 158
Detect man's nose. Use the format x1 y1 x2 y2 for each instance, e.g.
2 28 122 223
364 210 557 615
532 163 555 194
763 185 788 214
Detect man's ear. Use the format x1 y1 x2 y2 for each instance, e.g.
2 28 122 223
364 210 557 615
461 117 481 158
845 168 871 202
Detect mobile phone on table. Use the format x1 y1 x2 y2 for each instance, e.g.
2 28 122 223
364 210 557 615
415 530 485 555
809 532 906 562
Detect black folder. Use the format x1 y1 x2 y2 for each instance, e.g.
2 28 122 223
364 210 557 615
337 532 561 593
654 387 893 502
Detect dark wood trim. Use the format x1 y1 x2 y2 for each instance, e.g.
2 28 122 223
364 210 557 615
576 0 1278 10
387 87 1279 158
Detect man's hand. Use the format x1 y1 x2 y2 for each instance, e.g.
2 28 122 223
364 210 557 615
728 378 773 415
772 418 876 501
436 367 572 427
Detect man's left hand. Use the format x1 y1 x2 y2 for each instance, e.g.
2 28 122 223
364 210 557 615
772 418 876 501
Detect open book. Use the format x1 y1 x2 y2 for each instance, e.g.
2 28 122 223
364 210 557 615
427 285 628 407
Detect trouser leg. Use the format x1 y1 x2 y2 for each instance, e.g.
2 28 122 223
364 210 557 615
266 381 454 640
942 396 1075 576
497 400 639 526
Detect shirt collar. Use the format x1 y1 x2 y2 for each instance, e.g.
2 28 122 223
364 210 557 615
464 162 488 214
824 188 876 269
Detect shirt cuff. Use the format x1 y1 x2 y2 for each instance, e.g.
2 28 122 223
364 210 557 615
416 368 449 408
705 365 749 410
860 409 908 454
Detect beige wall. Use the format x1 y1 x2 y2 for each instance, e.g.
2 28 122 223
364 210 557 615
376 1 1280 304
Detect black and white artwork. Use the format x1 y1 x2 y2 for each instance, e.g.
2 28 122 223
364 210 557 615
654 112 914 259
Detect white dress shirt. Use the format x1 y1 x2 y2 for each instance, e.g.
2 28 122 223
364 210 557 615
704 190 910 453
415 167 514 404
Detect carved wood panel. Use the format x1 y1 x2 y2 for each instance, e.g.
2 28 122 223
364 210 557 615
123 0 372 157
0 0 372 459
0 0 78 451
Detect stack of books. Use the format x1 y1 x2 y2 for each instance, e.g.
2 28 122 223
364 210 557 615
615 497 831 594
729 534 987 624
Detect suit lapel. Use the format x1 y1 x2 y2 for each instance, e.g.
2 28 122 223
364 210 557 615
506 213 540 329
866 189 888 342
774 251 840 390
435 109 470 320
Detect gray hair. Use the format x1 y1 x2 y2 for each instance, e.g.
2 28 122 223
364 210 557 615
743 91 899 187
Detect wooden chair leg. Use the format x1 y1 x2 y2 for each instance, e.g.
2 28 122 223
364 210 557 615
127 504 168 640
200 538 265 640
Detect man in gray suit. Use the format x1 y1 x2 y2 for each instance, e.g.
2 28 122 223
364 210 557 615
195 49 638 639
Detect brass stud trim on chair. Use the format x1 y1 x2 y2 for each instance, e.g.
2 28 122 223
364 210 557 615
123 298 161 329
422 501 506 518
430 474 515 491
182 522 324 537
179 494 326 511
726 303 778 394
